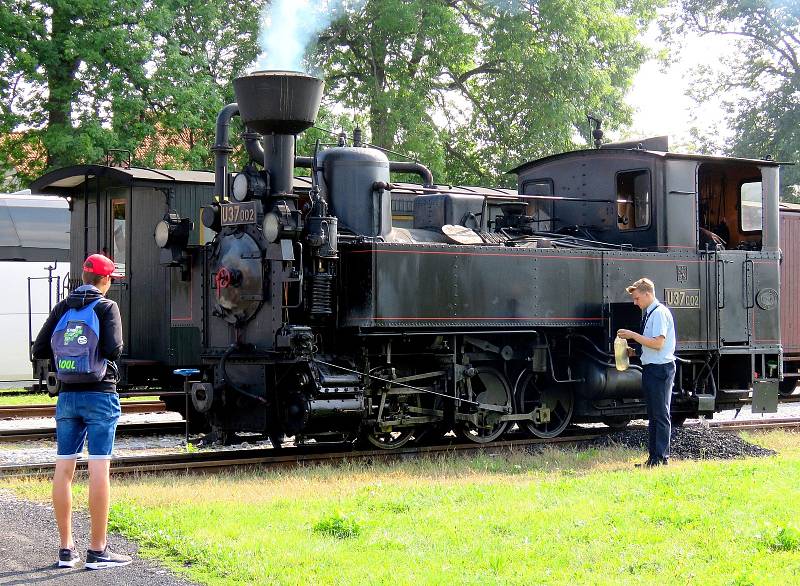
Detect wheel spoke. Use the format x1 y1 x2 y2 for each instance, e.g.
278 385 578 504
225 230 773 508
517 373 573 438
458 368 512 444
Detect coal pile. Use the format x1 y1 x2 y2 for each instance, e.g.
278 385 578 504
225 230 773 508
592 425 776 460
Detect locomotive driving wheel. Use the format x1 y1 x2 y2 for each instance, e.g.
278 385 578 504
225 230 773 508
361 374 421 450
457 368 513 444
516 372 574 438
363 426 417 450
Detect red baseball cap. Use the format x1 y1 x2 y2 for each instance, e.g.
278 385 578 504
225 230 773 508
83 253 124 277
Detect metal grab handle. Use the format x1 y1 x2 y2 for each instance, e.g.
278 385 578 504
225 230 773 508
744 259 755 309
716 259 725 309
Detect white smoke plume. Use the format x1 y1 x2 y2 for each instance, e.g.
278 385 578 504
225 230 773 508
253 0 365 73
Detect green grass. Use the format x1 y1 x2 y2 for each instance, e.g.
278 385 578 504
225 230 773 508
4 431 800 585
0 393 161 406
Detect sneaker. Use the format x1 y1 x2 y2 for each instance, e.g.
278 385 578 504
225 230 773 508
85 546 132 570
58 548 80 568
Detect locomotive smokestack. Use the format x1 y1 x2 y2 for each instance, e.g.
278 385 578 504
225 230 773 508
232 71 324 194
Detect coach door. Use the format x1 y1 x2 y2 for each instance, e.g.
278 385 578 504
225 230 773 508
104 187 131 354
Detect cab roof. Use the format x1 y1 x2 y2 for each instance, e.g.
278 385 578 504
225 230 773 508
509 148 783 176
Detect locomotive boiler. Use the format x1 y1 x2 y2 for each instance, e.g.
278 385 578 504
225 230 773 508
154 70 782 447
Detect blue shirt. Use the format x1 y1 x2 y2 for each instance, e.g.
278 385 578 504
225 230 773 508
640 299 676 365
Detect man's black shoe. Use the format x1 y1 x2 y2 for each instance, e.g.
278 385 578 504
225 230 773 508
85 546 132 570
57 548 80 568
646 458 668 467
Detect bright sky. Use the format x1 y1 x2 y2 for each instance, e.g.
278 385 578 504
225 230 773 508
621 24 734 151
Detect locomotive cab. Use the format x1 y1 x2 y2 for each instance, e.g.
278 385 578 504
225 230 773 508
511 143 780 254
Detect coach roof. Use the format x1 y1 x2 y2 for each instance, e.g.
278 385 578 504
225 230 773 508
29 164 216 193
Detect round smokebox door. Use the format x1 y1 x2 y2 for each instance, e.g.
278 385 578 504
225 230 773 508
211 232 264 324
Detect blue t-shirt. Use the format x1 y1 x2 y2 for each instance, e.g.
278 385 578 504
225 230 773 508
640 300 676 365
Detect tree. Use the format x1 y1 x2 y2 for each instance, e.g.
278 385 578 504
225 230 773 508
308 0 661 186
0 0 264 190
665 0 800 201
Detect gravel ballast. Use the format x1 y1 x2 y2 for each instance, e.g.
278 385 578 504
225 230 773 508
592 425 777 460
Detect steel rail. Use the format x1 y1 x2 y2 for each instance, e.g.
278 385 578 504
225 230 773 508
0 430 612 478
0 421 184 443
0 401 167 419
1 418 797 478
5 417 799 478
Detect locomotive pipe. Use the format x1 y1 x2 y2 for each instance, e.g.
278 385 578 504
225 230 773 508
212 103 240 199
264 133 295 195
388 161 435 188
295 156 434 188
242 128 265 164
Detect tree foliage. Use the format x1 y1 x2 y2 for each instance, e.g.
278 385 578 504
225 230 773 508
665 0 800 201
0 0 263 190
309 0 661 186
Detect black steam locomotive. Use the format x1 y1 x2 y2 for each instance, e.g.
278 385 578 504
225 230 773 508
31 71 786 447
169 71 785 446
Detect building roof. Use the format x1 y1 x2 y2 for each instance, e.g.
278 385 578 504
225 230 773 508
0 194 69 261
30 165 216 193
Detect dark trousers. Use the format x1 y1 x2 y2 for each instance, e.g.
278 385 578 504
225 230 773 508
641 362 676 462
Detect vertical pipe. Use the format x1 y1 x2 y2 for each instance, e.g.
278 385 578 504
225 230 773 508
264 134 295 195
212 103 240 199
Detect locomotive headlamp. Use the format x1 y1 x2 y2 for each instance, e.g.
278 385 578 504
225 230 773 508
263 212 281 243
231 164 268 202
261 201 301 243
231 172 250 202
154 220 171 248
154 212 193 249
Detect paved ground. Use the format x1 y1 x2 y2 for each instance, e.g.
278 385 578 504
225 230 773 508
0 490 198 585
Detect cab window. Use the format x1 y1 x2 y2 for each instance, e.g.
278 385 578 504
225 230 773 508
522 179 554 232
740 181 763 233
617 170 651 230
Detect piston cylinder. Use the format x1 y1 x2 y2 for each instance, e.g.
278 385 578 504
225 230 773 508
576 362 642 400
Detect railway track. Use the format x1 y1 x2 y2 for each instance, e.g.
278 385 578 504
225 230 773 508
0 421 185 443
0 417 797 478
0 400 167 419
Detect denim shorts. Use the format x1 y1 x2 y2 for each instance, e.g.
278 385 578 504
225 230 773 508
55 392 121 460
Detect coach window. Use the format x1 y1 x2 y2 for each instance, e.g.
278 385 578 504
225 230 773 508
617 170 651 230
522 179 554 232
740 180 763 233
110 198 126 272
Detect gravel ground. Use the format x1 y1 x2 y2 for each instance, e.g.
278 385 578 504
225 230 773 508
591 425 777 460
0 489 198 585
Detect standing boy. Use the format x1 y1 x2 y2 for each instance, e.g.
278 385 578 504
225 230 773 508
32 253 132 569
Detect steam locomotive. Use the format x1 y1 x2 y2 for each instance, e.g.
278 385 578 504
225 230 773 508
31 71 788 447
169 70 788 446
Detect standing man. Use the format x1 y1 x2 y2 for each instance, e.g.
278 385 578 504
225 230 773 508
32 253 132 569
617 277 677 467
